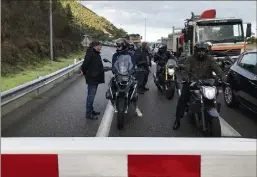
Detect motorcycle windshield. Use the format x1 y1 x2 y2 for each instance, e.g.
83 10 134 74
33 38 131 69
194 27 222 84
114 55 133 75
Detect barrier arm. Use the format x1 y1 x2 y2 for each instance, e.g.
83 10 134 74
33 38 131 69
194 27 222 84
1 137 256 177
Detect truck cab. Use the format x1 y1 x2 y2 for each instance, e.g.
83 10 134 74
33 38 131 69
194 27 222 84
182 9 252 59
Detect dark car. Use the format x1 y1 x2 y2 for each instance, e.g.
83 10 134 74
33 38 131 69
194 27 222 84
224 49 257 113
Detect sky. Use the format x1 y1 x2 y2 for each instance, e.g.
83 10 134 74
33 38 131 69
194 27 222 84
80 1 257 42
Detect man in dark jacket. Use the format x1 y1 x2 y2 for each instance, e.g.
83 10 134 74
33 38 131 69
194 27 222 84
134 42 152 94
154 44 172 81
81 41 104 120
173 41 224 130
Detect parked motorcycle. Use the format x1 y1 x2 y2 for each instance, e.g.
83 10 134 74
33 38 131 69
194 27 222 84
180 65 226 137
153 58 181 99
103 57 138 130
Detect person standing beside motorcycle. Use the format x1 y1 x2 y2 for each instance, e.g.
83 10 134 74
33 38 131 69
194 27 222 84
172 42 225 130
81 41 104 120
154 44 172 81
134 42 152 94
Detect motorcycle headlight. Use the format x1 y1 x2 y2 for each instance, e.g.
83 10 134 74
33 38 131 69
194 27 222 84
116 75 129 85
168 68 175 75
202 86 217 100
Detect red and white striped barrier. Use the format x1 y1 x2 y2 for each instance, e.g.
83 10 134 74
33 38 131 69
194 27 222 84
1 137 256 177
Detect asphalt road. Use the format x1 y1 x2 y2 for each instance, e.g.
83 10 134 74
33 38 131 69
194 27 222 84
2 47 257 138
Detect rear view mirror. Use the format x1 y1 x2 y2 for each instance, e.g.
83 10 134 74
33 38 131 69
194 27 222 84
246 23 252 38
103 58 111 63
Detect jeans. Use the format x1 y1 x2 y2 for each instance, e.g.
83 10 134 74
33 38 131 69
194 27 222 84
175 82 190 121
86 84 98 116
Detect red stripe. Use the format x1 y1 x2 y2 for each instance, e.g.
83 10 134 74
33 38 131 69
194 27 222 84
128 155 201 177
1 154 59 177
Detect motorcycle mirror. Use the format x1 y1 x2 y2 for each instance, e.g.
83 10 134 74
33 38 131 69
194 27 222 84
103 58 111 63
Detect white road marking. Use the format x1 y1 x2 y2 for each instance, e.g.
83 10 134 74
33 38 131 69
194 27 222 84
219 116 241 137
96 101 114 137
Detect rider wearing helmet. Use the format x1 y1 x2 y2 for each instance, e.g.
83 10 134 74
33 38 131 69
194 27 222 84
128 43 136 56
112 38 135 72
172 41 224 130
134 41 152 94
154 44 172 80
106 38 135 100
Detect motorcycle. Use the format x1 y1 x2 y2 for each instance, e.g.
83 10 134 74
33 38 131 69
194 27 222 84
153 57 181 99
180 66 225 137
103 57 138 130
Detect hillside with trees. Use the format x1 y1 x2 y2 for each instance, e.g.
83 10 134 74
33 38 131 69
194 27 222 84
1 0 127 76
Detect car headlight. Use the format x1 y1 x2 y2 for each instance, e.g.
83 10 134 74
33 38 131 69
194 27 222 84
202 86 217 100
168 68 175 75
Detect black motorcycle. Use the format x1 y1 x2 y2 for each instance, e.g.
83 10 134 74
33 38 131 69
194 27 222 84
180 66 225 137
103 57 138 130
153 57 181 99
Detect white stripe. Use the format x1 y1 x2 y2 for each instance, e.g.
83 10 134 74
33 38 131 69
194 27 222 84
2 138 255 155
202 155 257 177
96 101 114 137
219 116 241 137
58 154 127 177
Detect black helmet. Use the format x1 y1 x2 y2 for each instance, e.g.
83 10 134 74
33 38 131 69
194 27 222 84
116 38 129 52
194 41 208 60
158 44 167 53
129 43 135 50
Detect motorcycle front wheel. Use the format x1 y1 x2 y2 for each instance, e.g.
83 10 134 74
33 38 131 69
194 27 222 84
165 81 175 100
117 97 125 130
204 117 221 137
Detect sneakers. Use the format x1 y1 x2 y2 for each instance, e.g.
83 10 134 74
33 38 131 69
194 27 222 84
86 110 100 120
86 115 98 120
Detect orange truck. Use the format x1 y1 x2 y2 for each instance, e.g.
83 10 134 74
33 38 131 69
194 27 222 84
181 9 252 59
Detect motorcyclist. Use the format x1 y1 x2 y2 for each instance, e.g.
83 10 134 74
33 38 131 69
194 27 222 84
128 43 136 56
134 42 152 94
112 38 136 72
153 44 173 82
172 41 224 130
106 38 135 100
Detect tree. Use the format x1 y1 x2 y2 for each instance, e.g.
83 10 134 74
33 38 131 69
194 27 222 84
66 4 73 23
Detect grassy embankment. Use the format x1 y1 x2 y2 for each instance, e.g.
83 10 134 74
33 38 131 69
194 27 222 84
1 0 127 91
1 51 84 91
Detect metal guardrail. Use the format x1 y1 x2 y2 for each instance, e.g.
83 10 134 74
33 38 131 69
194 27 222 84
1 59 83 107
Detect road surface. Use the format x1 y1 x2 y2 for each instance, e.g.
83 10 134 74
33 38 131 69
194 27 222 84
2 47 257 138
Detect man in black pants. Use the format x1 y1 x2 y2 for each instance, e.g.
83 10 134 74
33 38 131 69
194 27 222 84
134 42 152 94
173 42 224 130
